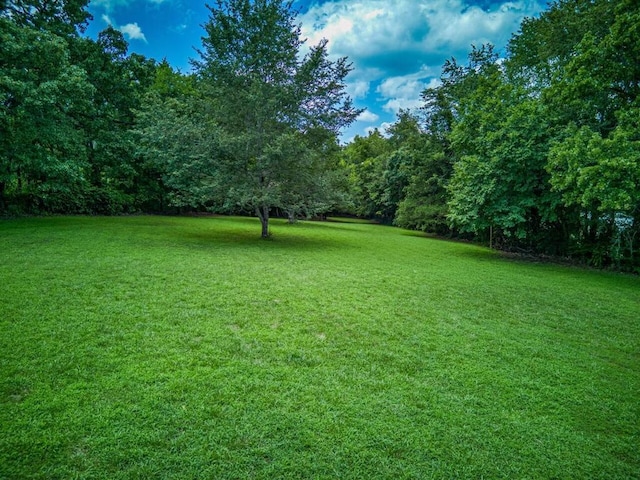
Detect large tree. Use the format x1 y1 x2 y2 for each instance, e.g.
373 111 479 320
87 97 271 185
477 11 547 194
190 0 360 237
394 69 458 235
70 27 158 213
511 0 639 267
342 129 391 219
1 0 159 214
445 45 562 248
2 0 92 36
0 13 94 212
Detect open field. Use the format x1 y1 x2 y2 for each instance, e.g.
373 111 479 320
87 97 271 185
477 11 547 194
1 215 639 479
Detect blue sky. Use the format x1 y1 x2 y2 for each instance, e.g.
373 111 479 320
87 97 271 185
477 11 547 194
85 0 547 142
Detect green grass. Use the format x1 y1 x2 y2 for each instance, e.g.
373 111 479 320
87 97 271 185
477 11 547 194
1 215 638 479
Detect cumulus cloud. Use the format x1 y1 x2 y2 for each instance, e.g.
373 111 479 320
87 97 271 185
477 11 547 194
120 22 147 42
377 73 441 114
299 0 544 118
347 80 371 100
91 0 169 12
301 0 543 66
357 110 380 123
99 12 148 43
365 122 394 137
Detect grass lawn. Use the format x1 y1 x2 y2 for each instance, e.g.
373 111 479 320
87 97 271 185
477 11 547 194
1 215 638 479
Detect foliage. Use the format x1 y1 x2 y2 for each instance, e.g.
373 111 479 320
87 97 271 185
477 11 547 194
135 89 219 211
182 0 359 237
548 105 640 268
1 0 161 215
1 0 637 269
447 63 561 247
2 0 92 35
343 0 639 270
342 111 430 224
393 86 456 234
0 17 94 212
341 129 391 219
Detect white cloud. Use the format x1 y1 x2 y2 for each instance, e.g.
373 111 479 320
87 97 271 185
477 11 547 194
381 97 423 114
377 71 428 102
380 122 394 135
90 0 135 13
365 122 393 137
100 13 147 43
357 110 380 123
347 80 371 100
99 11 147 43
299 0 546 144
120 22 147 42
301 0 543 65
299 0 544 114
377 69 440 114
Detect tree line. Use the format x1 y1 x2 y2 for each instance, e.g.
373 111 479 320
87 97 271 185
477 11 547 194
1 0 638 270
343 0 639 271
1 0 160 214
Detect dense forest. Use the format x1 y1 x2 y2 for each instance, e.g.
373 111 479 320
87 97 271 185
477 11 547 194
1 0 638 270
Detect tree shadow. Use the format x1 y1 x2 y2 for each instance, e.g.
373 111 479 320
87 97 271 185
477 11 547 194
159 216 359 253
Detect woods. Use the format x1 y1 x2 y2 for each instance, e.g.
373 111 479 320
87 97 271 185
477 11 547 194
342 0 639 270
1 0 638 269
1 0 157 214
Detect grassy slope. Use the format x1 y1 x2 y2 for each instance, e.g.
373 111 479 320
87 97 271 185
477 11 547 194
0 215 638 479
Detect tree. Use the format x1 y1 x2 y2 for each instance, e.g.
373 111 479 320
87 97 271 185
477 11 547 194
190 0 360 237
135 92 219 211
1 0 159 214
447 83 560 247
548 105 640 268
422 44 562 250
506 0 615 95
394 79 457 234
0 17 94 212
379 111 424 224
341 129 391 219
2 0 92 36
510 0 640 267
1 0 95 212
70 27 158 213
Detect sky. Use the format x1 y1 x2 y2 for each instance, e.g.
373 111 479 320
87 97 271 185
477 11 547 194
85 0 547 142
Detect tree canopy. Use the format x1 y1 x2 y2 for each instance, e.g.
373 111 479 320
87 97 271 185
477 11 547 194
1 0 158 214
342 0 639 270
192 0 359 236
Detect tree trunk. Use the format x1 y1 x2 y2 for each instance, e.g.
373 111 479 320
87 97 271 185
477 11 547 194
0 180 5 211
256 205 270 238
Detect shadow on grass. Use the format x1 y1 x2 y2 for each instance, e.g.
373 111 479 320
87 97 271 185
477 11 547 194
159 217 359 253
326 216 379 225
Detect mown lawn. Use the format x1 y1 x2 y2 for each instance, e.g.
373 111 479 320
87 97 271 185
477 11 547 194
1 215 638 479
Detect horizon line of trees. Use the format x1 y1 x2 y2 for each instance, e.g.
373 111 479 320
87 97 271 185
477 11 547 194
343 0 639 271
2 0 160 215
1 0 638 270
